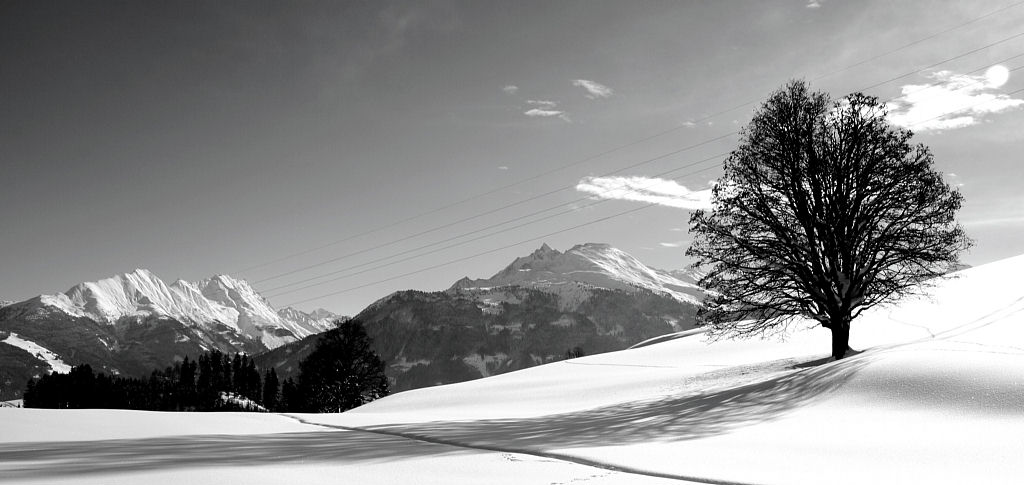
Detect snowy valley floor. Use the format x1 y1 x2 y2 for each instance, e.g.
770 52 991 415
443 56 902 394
3 256 1024 484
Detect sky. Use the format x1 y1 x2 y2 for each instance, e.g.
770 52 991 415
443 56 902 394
3 0 1024 316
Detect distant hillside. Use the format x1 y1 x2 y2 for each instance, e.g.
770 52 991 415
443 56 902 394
259 243 704 392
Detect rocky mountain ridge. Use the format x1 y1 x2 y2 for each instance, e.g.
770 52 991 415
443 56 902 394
0 270 342 400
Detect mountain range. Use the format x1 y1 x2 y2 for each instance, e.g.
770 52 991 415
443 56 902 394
2 243 704 399
0 270 340 399
257 243 705 392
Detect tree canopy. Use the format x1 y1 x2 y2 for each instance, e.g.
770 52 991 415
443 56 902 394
687 80 971 359
296 319 389 413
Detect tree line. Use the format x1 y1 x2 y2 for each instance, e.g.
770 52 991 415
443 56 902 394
23 319 389 413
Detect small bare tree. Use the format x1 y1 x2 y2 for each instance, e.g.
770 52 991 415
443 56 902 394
687 80 971 360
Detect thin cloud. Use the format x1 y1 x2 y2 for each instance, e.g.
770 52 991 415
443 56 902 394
576 176 712 210
524 101 571 121
887 69 1024 131
806 0 822 8
502 85 519 95
527 99 558 109
524 108 573 122
572 79 614 99
524 108 565 117
660 241 686 248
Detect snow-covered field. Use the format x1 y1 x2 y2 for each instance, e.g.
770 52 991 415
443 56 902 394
2 255 1023 484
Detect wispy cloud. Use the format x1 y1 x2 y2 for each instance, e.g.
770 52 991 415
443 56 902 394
524 99 570 121
524 108 565 117
806 0 822 8
576 176 712 210
887 68 1024 131
572 79 614 99
659 241 687 248
527 99 558 109
502 85 519 95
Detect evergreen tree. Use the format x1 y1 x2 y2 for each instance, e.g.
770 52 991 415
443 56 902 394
280 378 299 412
231 353 243 394
262 368 280 411
23 378 37 408
244 358 261 401
197 353 213 406
178 357 197 410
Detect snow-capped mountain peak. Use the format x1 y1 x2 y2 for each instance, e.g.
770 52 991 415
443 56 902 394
10 269 338 350
277 306 344 331
452 243 704 304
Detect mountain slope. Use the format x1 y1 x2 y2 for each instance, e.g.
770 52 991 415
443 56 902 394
261 243 704 392
452 243 704 304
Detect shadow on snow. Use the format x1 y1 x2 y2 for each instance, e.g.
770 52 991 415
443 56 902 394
0 356 872 480
368 356 869 452
0 429 472 480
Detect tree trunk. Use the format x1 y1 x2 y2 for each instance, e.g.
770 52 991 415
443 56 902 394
829 319 851 360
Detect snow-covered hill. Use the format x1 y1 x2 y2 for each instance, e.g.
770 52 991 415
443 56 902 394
451 243 704 304
302 254 1024 483
4 255 1023 484
6 269 338 349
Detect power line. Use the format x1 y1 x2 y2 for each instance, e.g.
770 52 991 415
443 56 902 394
891 52 1024 101
810 0 1024 81
265 57 1024 297
262 156 727 297
277 84 1024 307
234 2 1024 277
255 42 1024 290
279 203 657 307
901 79 1024 127
856 30 1024 94
253 132 735 284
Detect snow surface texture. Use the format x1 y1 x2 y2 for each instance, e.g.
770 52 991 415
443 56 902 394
3 255 1024 484
1 333 71 374
452 243 704 304
0 410 680 484
306 254 1024 483
9 269 339 349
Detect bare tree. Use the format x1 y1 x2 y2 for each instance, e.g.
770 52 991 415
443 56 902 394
686 80 971 360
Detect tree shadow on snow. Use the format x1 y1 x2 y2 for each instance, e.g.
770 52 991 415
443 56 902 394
369 356 870 451
0 428 471 480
